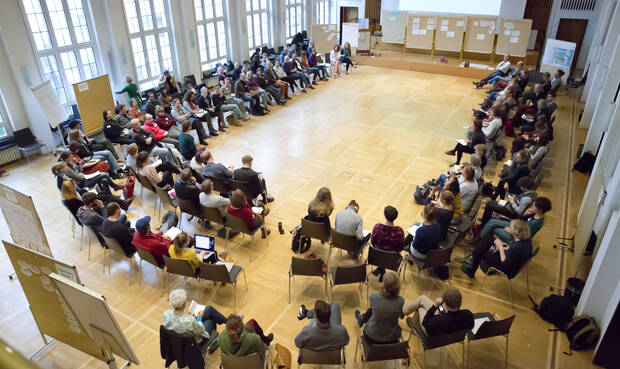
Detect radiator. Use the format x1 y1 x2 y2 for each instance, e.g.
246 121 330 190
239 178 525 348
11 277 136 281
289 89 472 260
0 144 20 166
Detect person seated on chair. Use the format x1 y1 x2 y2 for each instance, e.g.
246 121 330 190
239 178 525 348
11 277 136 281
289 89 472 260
61 179 84 217
171 98 210 145
256 67 286 105
199 179 230 217
101 202 136 257
334 200 371 256
283 55 310 92
491 150 531 200
329 44 342 77
340 42 355 74
69 120 118 158
159 70 181 96
218 314 274 362
202 151 233 192
481 107 503 139
136 151 176 188
162 289 226 354
549 69 565 96
481 197 551 245
154 105 181 139
190 150 207 173
227 189 270 238
183 92 218 137
124 143 140 172
127 98 144 122
461 219 533 279
445 119 486 166
403 287 474 337
434 190 455 242
474 144 488 170
168 232 201 273
273 59 298 95
264 60 292 100
143 91 158 116
133 215 172 266
143 114 179 147
212 83 248 125
113 104 133 130
527 135 551 170
174 168 201 208
103 109 133 144
178 121 198 161
158 87 174 113
67 139 124 179
370 205 405 282
404 203 441 262
295 299 349 352
130 119 176 163
306 187 334 229
308 48 329 81
355 271 404 344
473 54 511 88
233 155 274 204
54 154 123 195
78 192 129 235
479 176 538 227
197 87 228 132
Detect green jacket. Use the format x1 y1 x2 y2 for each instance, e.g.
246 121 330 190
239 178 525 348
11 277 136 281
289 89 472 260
218 330 265 361
117 83 142 107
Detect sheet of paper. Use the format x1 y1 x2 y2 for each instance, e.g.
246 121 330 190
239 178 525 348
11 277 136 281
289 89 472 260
480 21 487 27
456 20 464 27
164 227 183 240
472 317 491 334
457 139 467 145
413 17 420 24
476 34 485 40
473 21 479 26
252 207 263 214
426 25 434 30
498 200 508 207
189 300 205 316
440 25 448 31
504 30 511 36
504 22 514 30
510 37 519 43
441 20 449 26
407 224 420 236
505 160 513 167
489 21 495 29
411 29 419 35
447 31 455 38
419 29 426 35
55 263 79 283
363 229 371 237
512 30 520 36
412 23 419 30
77 82 89 92
427 18 434 24
216 261 234 273
327 32 335 41
83 172 100 180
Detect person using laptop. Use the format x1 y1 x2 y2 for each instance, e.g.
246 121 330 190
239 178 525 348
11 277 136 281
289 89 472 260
169 232 203 274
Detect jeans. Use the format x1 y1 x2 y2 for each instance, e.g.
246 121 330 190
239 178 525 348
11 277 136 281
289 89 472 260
90 139 119 159
221 103 244 121
306 302 342 326
453 143 475 165
314 65 328 79
340 56 353 72
482 70 505 82
157 210 179 233
479 201 518 226
226 96 248 115
81 172 115 194
151 146 175 163
287 72 307 89
480 218 515 244
92 150 121 172
306 67 320 82
200 305 227 334
436 173 448 191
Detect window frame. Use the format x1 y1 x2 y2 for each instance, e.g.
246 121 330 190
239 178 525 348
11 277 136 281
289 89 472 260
246 0 272 53
194 0 230 71
285 0 304 43
121 0 179 91
315 0 331 24
19 0 102 110
0 90 10 139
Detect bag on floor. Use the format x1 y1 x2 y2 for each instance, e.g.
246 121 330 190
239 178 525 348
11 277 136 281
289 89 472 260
290 224 310 253
271 342 292 369
413 184 431 205
564 315 600 351
573 152 596 174
481 182 495 197
123 176 135 199
494 145 507 161
530 294 574 330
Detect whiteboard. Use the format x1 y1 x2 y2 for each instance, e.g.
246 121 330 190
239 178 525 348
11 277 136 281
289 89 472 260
381 10 408 44
51 273 140 365
31 80 67 128
342 22 360 48
541 38 576 83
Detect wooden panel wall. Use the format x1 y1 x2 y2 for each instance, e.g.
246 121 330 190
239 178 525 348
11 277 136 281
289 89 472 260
524 0 554 50
365 0 381 23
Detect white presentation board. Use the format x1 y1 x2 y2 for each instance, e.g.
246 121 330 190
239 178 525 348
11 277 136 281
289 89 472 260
342 22 360 48
31 80 68 128
541 38 576 83
398 0 501 15
381 10 408 44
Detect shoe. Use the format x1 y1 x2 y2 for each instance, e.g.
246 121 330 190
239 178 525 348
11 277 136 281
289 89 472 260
297 304 307 320
309 85 315 89
231 121 242 126
461 265 476 279
207 340 219 354
445 150 455 156
449 162 459 167
265 195 275 203
119 197 134 211
378 271 385 283
266 333 274 345
199 140 209 146
210 131 219 136
219 127 226 132
301 89 308 93
261 229 271 239
371 268 380 276
286 96 292 100
112 181 125 191
242 115 251 120
355 310 363 327
405 254 414 265
262 207 271 217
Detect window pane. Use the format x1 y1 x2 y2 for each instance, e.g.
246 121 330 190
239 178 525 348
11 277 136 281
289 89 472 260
131 37 148 80
206 23 216 60
261 12 268 45
45 0 72 47
194 0 203 21
124 0 140 33
79 47 98 79
197 25 208 63
159 32 173 72
153 0 166 28
40 55 67 103
205 0 213 18
253 13 260 45
246 15 253 47
60 51 80 84
217 21 226 58
139 0 153 31
145 34 161 77
214 0 223 17
67 0 90 43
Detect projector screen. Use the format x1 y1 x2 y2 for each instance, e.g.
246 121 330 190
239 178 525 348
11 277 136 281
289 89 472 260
398 0 501 16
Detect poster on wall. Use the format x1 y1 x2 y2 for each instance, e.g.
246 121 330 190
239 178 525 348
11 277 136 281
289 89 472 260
541 38 576 82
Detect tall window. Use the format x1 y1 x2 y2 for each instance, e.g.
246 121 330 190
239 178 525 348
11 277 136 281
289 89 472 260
123 0 176 91
246 0 271 52
285 0 304 42
316 0 331 24
0 99 7 139
194 0 229 71
21 0 100 109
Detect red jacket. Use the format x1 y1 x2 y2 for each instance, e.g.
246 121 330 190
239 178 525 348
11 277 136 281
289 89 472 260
143 122 168 141
133 231 171 265
227 202 255 229
154 113 177 131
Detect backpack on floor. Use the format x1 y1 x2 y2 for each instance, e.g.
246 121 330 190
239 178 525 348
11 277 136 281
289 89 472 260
481 182 496 197
413 184 431 205
290 224 310 253
573 151 596 174
494 145 507 161
564 315 600 351
530 294 574 330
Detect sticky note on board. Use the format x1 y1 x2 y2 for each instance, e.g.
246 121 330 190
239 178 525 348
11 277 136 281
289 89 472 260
447 31 455 38
504 30 511 36
476 34 485 40
389 16 396 21
490 22 495 29
413 17 420 23
420 29 426 35
412 29 418 35
480 21 487 27
427 25 434 30
412 23 419 30
456 20 464 27
328 25 336 30
510 37 519 43
473 21 479 26
440 25 448 31
512 30 520 36
427 18 434 24
441 20 449 25
504 22 514 30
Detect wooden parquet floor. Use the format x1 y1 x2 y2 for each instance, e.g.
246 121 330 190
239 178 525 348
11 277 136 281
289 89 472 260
0 65 598 368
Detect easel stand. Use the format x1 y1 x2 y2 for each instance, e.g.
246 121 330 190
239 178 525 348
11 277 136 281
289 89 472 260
91 325 131 369
403 27 408 56
430 31 436 60
28 331 56 360
459 32 466 63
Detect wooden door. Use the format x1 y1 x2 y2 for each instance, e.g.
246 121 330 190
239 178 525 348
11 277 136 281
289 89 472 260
556 18 588 71
339 6 358 44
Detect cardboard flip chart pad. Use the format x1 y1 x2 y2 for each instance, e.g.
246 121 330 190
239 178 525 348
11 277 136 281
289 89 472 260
463 16 496 53
31 80 68 128
0 183 51 256
50 273 140 365
434 16 466 52
311 24 338 54
381 10 408 44
2 241 104 361
73 74 115 135
406 14 436 50
342 22 360 48
495 18 532 57
541 38 576 83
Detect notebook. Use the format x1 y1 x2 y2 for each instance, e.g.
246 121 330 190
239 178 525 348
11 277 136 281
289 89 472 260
164 227 183 240
216 261 234 273
189 300 205 320
472 317 490 335
407 224 420 236
83 172 101 179
457 139 467 146
362 229 371 237
498 200 507 207
252 207 263 215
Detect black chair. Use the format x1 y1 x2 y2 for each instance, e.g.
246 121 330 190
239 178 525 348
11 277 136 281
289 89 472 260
176 198 204 229
355 336 410 366
129 167 158 213
207 176 231 196
409 314 467 369
268 47 275 55
155 185 178 219
160 325 217 368
299 218 331 253
329 230 368 259
329 263 367 304
163 255 202 298
467 313 515 368
14 128 46 164
367 246 405 278
298 347 345 368
412 247 454 289
135 247 165 294
231 179 254 204
198 262 247 312
288 256 327 303
183 74 197 87
261 46 269 54
225 213 260 262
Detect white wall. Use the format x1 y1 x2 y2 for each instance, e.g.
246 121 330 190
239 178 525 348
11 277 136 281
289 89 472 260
499 0 526 19
546 0 605 70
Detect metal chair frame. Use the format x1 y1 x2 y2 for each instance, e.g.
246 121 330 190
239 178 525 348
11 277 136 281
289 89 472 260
101 235 137 284
328 263 368 305
288 256 327 303
198 262 248 312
